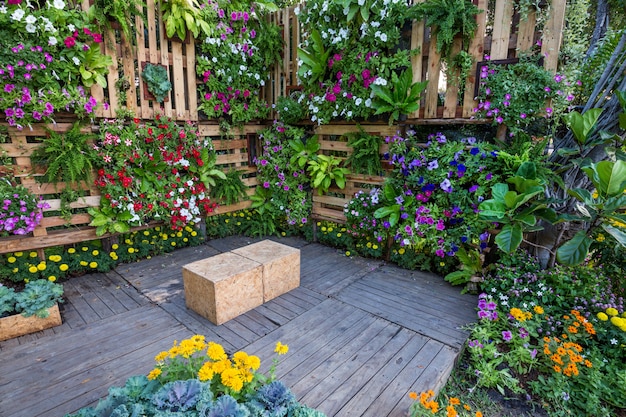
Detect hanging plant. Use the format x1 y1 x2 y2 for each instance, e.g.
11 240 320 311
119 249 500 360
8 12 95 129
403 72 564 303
141 63 172 103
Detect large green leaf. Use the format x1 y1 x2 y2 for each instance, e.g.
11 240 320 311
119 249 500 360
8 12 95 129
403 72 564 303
477 200 506 219
494 224 523 253
491 183 509 201
516 161 537 180
556 230 592 265
597 160 626 197
602 224 626 247
563 108 602 145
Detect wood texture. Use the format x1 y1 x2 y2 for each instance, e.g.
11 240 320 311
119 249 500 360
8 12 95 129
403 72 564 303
0 237 477 417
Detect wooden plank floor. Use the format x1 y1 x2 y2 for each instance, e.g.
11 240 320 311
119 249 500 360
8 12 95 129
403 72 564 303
0 236 478 417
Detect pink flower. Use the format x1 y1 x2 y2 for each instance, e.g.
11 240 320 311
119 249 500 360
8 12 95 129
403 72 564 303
325 93 336 102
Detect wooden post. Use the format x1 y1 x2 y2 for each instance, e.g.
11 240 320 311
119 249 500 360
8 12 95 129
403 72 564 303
541 0 567 72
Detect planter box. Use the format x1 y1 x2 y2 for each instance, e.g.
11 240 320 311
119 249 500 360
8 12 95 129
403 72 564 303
0 304 62 342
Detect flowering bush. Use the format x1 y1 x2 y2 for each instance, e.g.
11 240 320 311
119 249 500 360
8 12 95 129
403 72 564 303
348 131 502 273
473 57 576 136
0 180 49 236
92 116 219 231
296 0 417 124
408 390 483 417
254 122 312 227
196 0 282 125
0 0 110 129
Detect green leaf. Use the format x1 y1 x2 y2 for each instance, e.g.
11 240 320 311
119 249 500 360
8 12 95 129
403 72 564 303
374 205 400 219
556 230 591 265
516 161 537 179
503 191 519 209
444 270 471 286
477 200 506 219
112 222 131 234
491 183 509 201
567 188 594 204
563 108 603 145
602 224 626 247
494 224 523 253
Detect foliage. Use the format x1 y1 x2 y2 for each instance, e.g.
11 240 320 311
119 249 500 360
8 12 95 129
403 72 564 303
210 170 248 206
296 0 419 124
408 389 483 416
92 116 220 233
196 0 282 125
0 0 109 129
473 57 574 136
370 68 428 125
306 154 350 196
276 93 307 125
344 129 382 176
31 122 99 187
410 0 480 81
141 63 172 103
443 246 484 290
12 279 64 318
87 0 146 45
0 179 49 237
0 285 16 317
159 0 211 40
254 122 312 227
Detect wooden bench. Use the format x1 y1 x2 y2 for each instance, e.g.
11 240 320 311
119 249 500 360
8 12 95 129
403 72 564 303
182 240 300 325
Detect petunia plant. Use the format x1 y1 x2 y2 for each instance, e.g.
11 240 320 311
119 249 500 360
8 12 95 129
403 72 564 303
0 179 49 237
0 0 111 129
196 0 282 126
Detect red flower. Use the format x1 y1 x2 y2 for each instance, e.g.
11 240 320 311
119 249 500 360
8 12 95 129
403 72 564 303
64 36 76 48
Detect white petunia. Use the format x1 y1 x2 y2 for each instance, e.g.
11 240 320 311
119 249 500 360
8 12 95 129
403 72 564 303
11 9 25 21
72 56 80 65
365 98 372 107
48 36 57 46
25 23 36 33
25 14 36 24
380 33 387 42
0 5 7 14
53 0 65 9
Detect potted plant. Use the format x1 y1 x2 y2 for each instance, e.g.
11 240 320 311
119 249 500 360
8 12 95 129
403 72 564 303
141 63 172 103
0 279 64 342
370 68 428 125
0 179 50 237
159 0 211 40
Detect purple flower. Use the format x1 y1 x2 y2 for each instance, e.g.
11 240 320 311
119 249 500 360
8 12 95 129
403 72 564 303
502 331 513 341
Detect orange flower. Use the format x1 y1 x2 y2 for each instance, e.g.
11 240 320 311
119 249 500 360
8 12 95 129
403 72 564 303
409 392 418 400
553 365 562 373
449 397 461 406
446 405 458 417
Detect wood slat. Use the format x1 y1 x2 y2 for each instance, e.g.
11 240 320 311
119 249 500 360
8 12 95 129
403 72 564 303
541 0 567 71
462 0 488 117
490 0 515 60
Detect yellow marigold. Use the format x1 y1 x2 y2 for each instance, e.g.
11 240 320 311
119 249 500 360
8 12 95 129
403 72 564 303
48 276 56 282
191 231 198 237
89 262 98 268
144 230 150 236
37 262 46 271
68 248 76 254
191 334 206 345
240 369 255 383
596 234 605 242
221 367 243 392
611 316 625 328
28 266 38 273
246 355 261 371
212 359 232 374
275 341 289 355
232 351 249 367
112 244 119 250
427 401 439 413
128 248 135 254
207 342 227 361
125 239 132 244
534 306 544 314
446 405 458 417
50 255 62 262
81 247 88 252
109 252 117 258
345 251 351 256
398 248 405 255
147 368 162 380
8 256 16 263
92 250 99 256
29 251 38 257
449 397 461 406
606 308 619 316
59 264 69 272
154 351 168 362
171 242 176 246
198 362 215 381
14 252 23 257
80 261 88 266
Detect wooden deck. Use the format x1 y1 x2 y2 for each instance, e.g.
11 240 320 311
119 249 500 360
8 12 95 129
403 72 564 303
0 236 478 417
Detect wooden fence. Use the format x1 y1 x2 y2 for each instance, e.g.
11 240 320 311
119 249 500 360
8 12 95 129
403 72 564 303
1 0 566 253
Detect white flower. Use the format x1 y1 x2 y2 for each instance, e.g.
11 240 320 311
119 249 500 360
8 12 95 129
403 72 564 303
610 338 618 345
25 14 36 24
25 23 36 33
11 9 25 21
373 77 387 86
365 98 372 107
371 21 381 28
53 0 65 10
0 5 7 14
72 56 81 65
186 180 194 187
68 23 75 32
178 187 185 194
294 6 300 15
355 97 363 106
212 56 218 63
380 33 388 42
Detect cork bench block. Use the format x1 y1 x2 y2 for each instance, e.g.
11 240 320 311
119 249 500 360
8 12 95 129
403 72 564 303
182 252 263 325
232 240 300 302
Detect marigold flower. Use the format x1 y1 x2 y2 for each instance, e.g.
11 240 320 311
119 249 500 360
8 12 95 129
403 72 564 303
147 368 162 380
59 264 69 272
446 404 458 417
409 392 418 400
207 342 227 361
449 397 461 405
198 362 215 381
606 308 619 316
275 341 289 355
221 367 243 391
154 351 168 362
533 306 544 314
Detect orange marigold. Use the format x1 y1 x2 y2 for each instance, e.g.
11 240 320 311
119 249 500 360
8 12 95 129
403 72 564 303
409 392 418 400
446 405 458 417
449 397 461 406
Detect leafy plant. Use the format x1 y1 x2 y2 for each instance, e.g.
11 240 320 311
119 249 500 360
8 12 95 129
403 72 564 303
141 63 172 103
31 122 99 187
87 0 146 45
14 279 64 318
188 148 227 190
276 93 307 125
345 129 382 176
444 246 485 290
0 285 16 317
88 205 133 236
152 379 207 412
210 170 248 206
289 135 320 169
370 68 428 125
159 0 210 40
297 29 330 87
479 162 557 254
306 154 350 195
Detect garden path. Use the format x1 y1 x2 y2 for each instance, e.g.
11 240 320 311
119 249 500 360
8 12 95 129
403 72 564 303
0 236 477 417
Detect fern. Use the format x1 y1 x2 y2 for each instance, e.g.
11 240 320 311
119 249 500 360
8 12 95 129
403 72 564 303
579 29 625 102
31 122 99 187
344 129 382 176
209 170 248 205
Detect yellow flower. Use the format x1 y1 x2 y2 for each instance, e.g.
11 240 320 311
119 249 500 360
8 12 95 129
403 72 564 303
275 341 289 355
198 362 215 381
128 248 135 254
48 276 56 282
143 231 150 236
8 256 17 263
345 251 351 256
37 262 46 271
81 247 88 252
30 252 38 258
337 233 342 237
606 308 619 316
592 190 599 198
207 342 227 361
372 244 378 250
92 250 99 256
191 231 198 237
597 312 608 321
247 355 261 370
534 306 544 314
68 248 76 254
596 233 605 242
112 244 119 250
28 266 38 274
154 351 169 362
409 392 418 400
80 261 88 266
220 368 243 392
89 262 98 268
14 252 23 257
398 248 405 255
171 241 176 246
12 268 18 273
125 239 132 244
176 232 183 238
183 238 188 243
212 359 232 374
147 368 162 380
